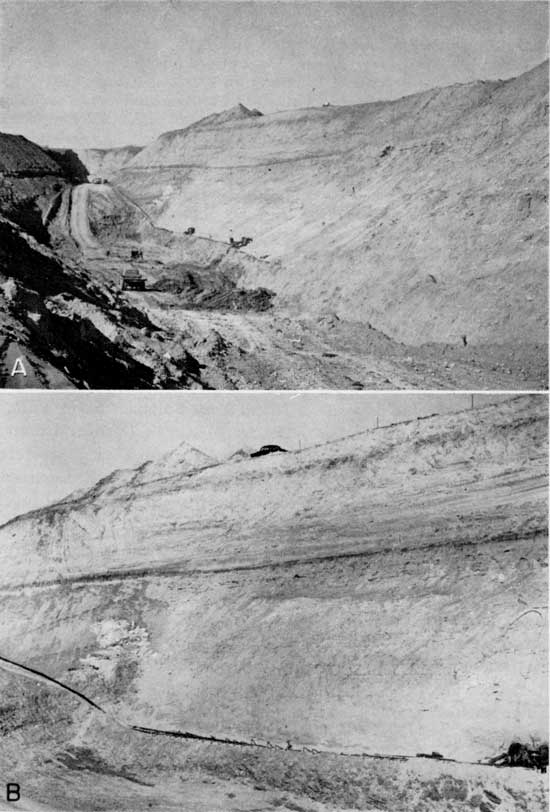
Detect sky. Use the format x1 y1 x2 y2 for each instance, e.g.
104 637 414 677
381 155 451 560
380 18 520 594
0 391 517 525
1 1 548 148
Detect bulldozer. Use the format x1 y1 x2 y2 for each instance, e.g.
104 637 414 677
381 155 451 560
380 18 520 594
229 236 253 249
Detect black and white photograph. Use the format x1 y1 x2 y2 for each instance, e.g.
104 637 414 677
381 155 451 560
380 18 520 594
0 1 547 389
0 392 547 810
0 2 548 810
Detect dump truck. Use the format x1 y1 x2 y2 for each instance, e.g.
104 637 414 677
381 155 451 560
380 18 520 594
121 269 146 291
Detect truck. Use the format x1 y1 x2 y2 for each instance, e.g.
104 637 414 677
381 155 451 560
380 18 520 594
121 269 146 291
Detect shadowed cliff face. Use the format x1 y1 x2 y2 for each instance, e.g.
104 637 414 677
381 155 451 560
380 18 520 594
116 61 548 347
0 396 546 767
43 149 88 184
0 135 88 244
0 217 209 389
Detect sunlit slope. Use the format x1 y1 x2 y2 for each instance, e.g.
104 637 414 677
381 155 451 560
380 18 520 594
78 145 143 178
117 62 548 344
0 396 546 761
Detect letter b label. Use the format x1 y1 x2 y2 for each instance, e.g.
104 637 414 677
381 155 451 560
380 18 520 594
6 783 20 801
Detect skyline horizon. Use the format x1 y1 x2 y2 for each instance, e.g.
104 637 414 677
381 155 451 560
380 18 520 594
6 55 548 152
2 0 547 150
0 392 516 527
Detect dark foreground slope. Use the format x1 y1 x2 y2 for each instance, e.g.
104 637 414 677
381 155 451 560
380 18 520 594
0 397 546 810
0 216 213 388
0 133 79 243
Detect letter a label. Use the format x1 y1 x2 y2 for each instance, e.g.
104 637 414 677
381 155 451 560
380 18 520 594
10 357 27 377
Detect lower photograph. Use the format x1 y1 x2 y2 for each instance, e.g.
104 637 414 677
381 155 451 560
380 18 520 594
0 392 547 811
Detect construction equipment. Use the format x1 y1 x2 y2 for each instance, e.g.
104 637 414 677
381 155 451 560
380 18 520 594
121 269 146 291
489 741 548 772
229 236 253 249
250 444 287 458
130 248 143 260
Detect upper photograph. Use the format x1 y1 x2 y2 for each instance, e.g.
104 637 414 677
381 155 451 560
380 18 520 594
0 0 548 390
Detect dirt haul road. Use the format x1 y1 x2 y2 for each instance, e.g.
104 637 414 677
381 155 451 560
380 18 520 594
69 184 105 252
45 178 546 390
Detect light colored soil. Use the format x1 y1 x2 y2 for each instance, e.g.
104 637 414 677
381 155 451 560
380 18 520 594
117 62 548 348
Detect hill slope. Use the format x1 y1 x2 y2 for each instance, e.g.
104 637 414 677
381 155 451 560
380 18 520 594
0 396 546 765
77 145 143 178
0 134 62 175
116 62 548 346
0 133 73 241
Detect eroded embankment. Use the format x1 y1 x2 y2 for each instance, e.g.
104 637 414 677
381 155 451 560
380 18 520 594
0 665 547 812
0 529 545 762
0 397 546 764
0 216 211 388
115 62 549 347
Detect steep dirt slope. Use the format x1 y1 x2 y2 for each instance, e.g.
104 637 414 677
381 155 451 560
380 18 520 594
0 216 210 388
0 397 546 769
164 101 263 133
0 686 547 812
117 61 548 347
42 148 88 183
0 133 74 242
0 134 62 175
46 172 546 389
78 145 143 179
2 196 459 391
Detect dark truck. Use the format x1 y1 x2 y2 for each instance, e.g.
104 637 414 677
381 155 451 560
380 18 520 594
121 269 146 291
250 444 288 458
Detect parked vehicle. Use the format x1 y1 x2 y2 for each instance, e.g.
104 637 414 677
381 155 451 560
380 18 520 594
229 236 253 249
121 269 146 291
250 444 288 458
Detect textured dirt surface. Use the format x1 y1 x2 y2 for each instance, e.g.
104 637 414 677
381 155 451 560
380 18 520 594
117 63 548 348
0 397 547 809
77 146 143 179
0 693 547 812
0 62 547 389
